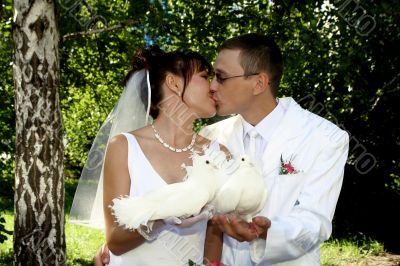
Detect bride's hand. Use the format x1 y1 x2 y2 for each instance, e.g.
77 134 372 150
164 205 214 228
93 244 110 266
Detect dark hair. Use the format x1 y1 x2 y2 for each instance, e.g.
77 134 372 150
219 33 283 96
123 46 211 118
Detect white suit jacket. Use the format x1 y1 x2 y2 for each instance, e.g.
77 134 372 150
200 97 349 266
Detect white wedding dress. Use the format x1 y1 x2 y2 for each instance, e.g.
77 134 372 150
108 133 207 266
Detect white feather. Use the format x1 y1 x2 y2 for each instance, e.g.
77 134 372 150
111 146 267 230
210 154 267 222
111 148 220 229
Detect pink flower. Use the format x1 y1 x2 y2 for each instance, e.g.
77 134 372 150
279 154 299 174
283 163 295 173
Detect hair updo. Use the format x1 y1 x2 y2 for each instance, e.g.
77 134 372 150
123 45 211 119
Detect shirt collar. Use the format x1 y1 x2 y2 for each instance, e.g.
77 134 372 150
242 98 286 142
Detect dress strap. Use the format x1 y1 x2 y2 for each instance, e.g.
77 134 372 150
120 132 134 144
119 132 167 197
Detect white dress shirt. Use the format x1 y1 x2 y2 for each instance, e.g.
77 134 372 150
242 99 286 163
224 99 286 264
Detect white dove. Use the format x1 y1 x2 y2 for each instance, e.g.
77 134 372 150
111 147 221 230
210 154 267 223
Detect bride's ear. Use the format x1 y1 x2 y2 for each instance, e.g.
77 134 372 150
165 73 184 97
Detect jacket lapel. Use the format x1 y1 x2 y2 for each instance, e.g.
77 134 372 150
261 98 308 184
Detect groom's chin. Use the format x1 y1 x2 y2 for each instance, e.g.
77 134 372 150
216 108 231 117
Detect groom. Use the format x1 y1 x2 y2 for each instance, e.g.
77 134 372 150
200 33 348 265
95 33 349 265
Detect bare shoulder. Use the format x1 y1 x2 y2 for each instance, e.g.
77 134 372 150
104 134 129 164
108 134 128 150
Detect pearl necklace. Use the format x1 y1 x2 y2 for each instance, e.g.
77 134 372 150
151 124 196 153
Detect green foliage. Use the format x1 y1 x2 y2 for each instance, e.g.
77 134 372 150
188 259 201 266
58 0 146 173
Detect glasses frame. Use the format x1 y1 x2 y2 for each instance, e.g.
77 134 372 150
213 72 260 84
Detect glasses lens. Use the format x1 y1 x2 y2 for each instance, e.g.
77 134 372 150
215 73 224 84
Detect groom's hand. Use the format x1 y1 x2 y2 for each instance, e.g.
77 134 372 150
251 216 271 240
212 214 271 242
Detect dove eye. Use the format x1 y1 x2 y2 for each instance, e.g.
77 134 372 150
206 160 210 164
241 158 245 161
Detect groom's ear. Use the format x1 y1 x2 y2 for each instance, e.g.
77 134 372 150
253 72 269 96
165 73 183 95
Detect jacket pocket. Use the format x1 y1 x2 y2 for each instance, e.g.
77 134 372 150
275 173 304 215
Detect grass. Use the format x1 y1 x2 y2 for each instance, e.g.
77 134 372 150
65 219 105 265
321 237 385 266
64 179 105 264
0 212 13 265
0 211 104 266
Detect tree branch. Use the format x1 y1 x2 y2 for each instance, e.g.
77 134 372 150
62 19 140 42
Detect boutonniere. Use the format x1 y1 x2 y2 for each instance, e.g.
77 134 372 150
279 154 300 175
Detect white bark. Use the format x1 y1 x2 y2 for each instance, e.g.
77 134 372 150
13 0 65 265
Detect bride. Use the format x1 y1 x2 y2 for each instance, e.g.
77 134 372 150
71 46 226 265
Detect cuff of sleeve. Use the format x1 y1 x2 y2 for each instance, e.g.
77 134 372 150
263 220 297 264
250 238 266 264
249 222 288 265
264 219 313 264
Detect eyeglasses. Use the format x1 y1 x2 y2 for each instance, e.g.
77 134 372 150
213 72 260 84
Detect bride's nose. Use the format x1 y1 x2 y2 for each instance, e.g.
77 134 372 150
210 78 219 92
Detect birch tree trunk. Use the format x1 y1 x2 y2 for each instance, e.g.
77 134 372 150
12 0 65 265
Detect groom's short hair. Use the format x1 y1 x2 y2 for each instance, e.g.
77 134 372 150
219 33 283 96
